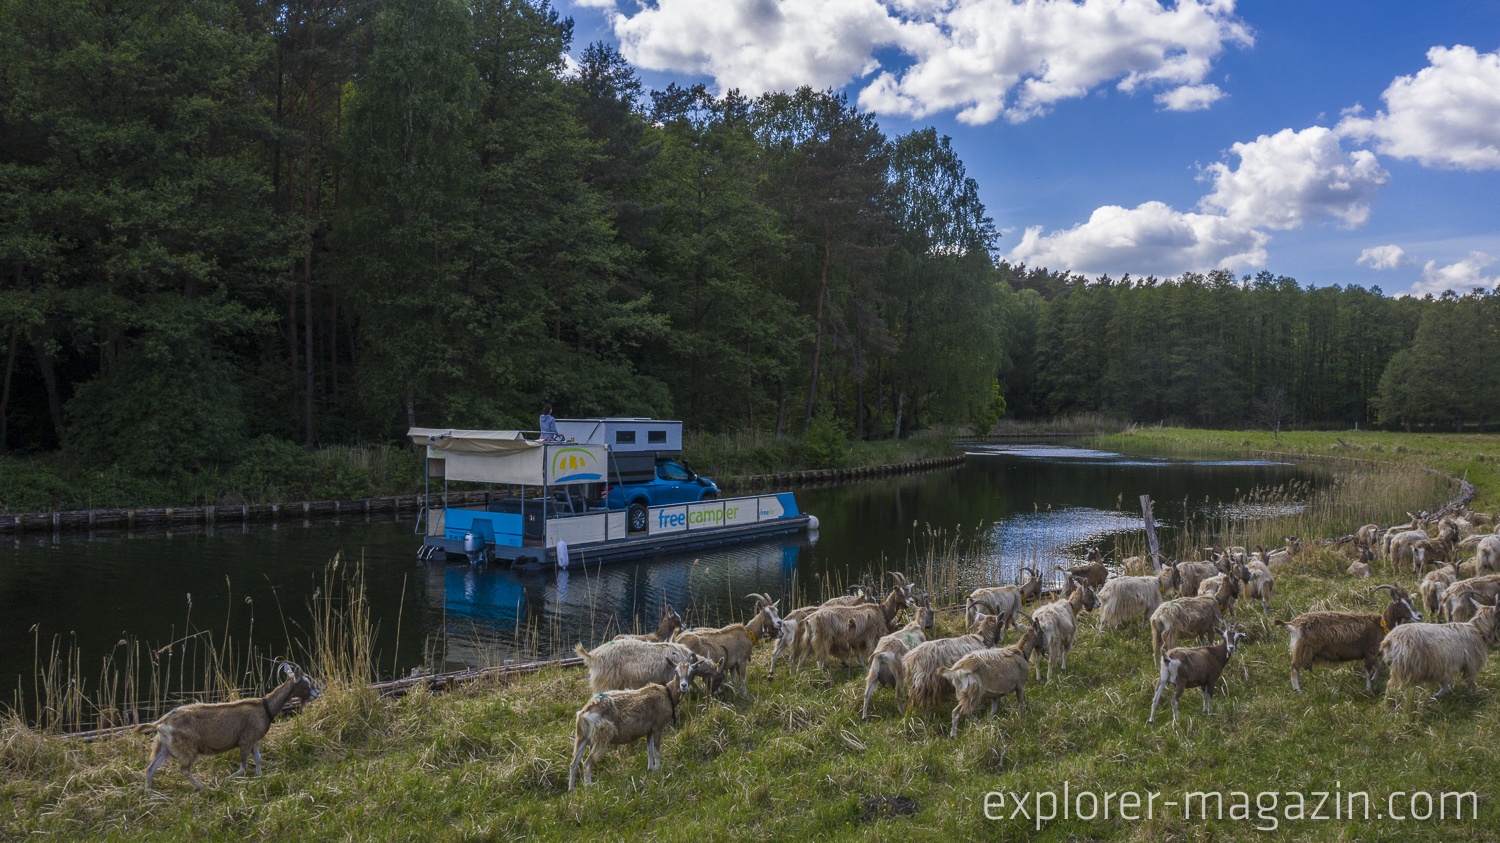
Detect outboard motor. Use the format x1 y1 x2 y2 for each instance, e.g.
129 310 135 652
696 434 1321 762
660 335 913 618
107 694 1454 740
464 531 487 565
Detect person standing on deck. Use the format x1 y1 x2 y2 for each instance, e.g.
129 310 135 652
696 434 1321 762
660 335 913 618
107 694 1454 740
539 404 562 441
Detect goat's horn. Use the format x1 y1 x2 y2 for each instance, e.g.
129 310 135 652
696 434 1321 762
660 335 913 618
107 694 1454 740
1374 584 1395 594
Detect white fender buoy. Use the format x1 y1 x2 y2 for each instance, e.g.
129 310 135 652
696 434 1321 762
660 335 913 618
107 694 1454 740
806 514 820 531
557 539 570 570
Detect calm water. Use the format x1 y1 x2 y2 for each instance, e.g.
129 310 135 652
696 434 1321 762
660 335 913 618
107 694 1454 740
1 443 1326 700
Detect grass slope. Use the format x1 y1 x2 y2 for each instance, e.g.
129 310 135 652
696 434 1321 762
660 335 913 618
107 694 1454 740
1101 427 1500 511
4 429 1499 841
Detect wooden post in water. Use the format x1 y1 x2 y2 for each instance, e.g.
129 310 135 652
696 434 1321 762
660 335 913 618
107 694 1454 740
1140 494 1162 572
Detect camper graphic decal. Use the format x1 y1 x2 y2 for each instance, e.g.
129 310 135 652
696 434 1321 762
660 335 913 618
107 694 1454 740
550 447 603 483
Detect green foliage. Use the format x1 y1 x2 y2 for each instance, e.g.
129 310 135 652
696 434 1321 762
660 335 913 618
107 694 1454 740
1375 292 1500 429
63 341 246 478
3 0 1496 491
970 380 1007 434
801 405 850 468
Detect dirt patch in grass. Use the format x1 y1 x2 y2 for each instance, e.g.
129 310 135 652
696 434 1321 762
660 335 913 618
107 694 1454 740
859 795 919 822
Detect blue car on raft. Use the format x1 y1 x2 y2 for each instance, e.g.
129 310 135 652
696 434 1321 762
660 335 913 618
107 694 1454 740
411 418 814 570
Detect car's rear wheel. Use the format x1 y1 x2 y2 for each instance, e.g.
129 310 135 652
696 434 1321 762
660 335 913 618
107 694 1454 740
628 502 648 533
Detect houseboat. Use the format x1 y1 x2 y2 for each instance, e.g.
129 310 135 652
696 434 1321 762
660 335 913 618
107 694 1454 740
410 420 815 569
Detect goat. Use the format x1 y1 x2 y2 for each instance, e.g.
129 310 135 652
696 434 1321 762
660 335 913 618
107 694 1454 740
771 575 907 676
1195 561 1246 615
944 616 1046 737
1265 536 1302 567
1148 623 1245 724
1347 545 1375 578
614 605 684 642
1057 547 1109 590
1149 591 1225 669
1442 574 1500 623
568 680 682 790
1244 555 1274 610
1031 576 1095 681
134 661 318 791
1381 599 1500 698
902 613 1004 713
1097 568 1175 630
802 600 900 672
1419 562 1458 618
1356 523 1381 550
1174 556 1225 600
799 576 912 671
673 594 780 695
1475 535 1500 575
860 605 936 720
965 567 1041 631
1282 584 1420 693
1389 527 1447 575
575 639 702 693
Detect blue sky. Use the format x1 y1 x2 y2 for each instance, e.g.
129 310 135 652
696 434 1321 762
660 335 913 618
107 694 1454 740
558 0 1500 296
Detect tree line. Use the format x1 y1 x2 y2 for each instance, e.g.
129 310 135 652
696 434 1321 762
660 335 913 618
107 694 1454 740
1 0 1495 486
999 269 1500 432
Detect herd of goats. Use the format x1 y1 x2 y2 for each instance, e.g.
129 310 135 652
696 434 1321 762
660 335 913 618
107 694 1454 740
126 508 1500 793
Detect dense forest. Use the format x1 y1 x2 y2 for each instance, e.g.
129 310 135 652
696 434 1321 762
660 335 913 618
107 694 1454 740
2 0 1497 488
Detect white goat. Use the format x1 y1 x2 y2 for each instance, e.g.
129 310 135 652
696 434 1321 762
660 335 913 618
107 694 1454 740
575 639 702 693
1030 576 1095 681
859 605 935 719
1097 568 1175 630
902 613 1004 713
1381 600 1500 698
1442 575 1500 623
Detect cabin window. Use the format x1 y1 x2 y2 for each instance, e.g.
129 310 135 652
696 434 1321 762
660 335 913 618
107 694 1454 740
616 431 636 445
648 430 667 444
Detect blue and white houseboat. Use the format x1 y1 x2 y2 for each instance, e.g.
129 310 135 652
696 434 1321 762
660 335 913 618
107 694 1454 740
410 420 814 569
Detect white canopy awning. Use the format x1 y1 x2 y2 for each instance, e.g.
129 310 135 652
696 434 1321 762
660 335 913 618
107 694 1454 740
408 428 536 454
408 428 606 485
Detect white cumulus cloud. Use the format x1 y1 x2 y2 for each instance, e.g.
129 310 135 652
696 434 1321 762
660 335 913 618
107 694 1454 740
1408 252 1500 297
606 0 902 95
1155 83 1225 112
1357 244 1410 271
585 0 1252 124
1337 45 1500 170
1198 127 1388 230
1005 201 1268 277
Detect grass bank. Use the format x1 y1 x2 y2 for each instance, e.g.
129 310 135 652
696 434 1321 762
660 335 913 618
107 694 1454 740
1098 426 1500 511
682 428 957 479
4 435 1493 840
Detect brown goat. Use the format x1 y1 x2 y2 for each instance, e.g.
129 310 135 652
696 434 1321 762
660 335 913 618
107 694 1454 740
1148 624 1245 725
944 616 1046 737
568 680 683 790
673 595 780 695
1056 548 1110 591
134 662 319 791
614 605 684 643
1282 584 1420 693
